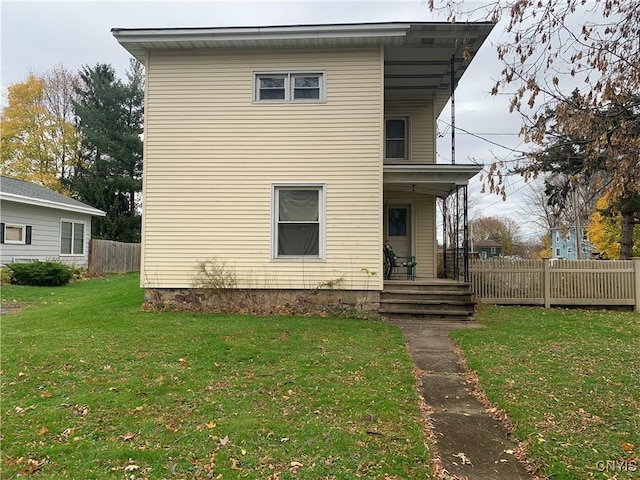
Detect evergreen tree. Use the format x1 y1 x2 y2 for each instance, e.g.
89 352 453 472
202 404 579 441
70 60 143 242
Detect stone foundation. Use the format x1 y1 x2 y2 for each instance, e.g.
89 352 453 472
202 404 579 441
144 288 381 316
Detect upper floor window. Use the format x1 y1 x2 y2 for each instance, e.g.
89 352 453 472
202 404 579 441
385 117 408 160
254 72 325 103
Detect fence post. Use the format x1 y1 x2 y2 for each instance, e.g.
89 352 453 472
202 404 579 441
634 258 640 313
543 258 551 309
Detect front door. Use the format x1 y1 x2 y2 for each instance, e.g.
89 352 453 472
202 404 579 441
386 203 412 258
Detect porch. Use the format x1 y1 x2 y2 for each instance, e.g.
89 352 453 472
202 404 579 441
383 164 480 282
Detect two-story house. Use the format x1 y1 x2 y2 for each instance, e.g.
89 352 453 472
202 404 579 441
551 226 592 260
112 21 493 310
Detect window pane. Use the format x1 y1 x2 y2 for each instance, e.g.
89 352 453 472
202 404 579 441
278 224 319 256
5 226 23 242
386 119 406 139
279 190 318 221
260 77 284 88
260 88 285 100
386 140 406 159
61 221 72 254
293 88 320 99
73 223 84 254
294 76 319 88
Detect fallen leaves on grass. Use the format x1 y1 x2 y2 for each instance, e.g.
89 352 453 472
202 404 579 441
5 457 48 476
120 432 137 442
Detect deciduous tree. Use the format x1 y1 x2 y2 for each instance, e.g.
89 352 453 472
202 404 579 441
1 67 81 191
431 0 640 258
469 215 521 255
588 194 640 259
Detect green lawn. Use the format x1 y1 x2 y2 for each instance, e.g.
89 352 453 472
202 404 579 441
452 305 640 480
1 274 431 479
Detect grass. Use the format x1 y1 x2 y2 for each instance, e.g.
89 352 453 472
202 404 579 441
0 274 431 479
452 305 640 480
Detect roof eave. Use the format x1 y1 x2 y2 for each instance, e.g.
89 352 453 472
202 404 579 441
1 193 107 217
112 21 494 64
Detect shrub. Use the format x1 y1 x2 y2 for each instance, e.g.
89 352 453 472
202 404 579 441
8 261 73 286
1 267 12 284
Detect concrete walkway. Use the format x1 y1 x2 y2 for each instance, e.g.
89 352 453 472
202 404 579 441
386 319 532 480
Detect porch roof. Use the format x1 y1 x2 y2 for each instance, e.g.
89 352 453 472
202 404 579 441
112 21 494 116
383 163 482 197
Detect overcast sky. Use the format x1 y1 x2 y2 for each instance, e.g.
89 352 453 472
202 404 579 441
1 0 541 240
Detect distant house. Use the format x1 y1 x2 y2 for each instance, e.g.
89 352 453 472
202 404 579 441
551 226 592 260
473 239 502 259
0 176 106 267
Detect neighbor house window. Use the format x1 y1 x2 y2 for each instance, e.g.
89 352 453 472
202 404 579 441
555 248 561 257
61 220 85 255
385 117 408 160
491 247 496 254
255 72 325 102
3 224 25 244
273 185 324 259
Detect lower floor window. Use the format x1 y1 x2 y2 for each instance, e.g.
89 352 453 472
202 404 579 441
61 220 85 255
273 185 324 259
1 223 31 245
5 224 24 243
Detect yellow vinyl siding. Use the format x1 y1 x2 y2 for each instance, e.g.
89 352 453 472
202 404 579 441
384 191 436 277
143 47 383 289
384 97 435 164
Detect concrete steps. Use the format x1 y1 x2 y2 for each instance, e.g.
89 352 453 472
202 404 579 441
381 280 475 321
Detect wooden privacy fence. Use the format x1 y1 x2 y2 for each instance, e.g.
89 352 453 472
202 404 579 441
469 258 640 311
89 239 141 274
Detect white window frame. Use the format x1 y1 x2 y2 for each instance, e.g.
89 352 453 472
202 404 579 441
60 219 86 256
253 71 326 103
271 184 326 261
4 223 26 244
384 116 409 160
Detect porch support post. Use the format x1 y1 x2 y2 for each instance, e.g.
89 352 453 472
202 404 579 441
442 196 447 277
463 184 469 283
454 186 460 281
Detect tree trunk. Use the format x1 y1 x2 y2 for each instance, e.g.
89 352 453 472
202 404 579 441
620 210 635 259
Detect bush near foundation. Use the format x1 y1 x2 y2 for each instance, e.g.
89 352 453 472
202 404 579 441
7 261 73 286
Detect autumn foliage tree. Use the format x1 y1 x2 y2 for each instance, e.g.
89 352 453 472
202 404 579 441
588 194 640 258
1 68 80 191
431 0 640 258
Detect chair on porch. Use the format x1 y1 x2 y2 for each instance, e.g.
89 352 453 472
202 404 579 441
383 241 416 280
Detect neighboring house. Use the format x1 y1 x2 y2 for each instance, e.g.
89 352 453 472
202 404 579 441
0 176 106 267
112 21 493 308
473 239 502 259
551 226 592 260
